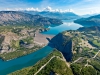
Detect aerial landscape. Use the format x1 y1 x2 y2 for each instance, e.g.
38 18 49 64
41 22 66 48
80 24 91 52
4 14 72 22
0 0 100 75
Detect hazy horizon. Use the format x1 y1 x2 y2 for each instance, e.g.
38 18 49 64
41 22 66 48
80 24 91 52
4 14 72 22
0 0 100 15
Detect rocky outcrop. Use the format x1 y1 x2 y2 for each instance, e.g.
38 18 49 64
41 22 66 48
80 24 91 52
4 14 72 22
0 45 11 53
48 33 73 61
0 27 54 53
0 35 5 45
0 32 19 53
0 11 63 26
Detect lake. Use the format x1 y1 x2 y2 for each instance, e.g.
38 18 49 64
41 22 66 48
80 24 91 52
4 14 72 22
0 20 82 75
0 46 53 75
42 20 83 35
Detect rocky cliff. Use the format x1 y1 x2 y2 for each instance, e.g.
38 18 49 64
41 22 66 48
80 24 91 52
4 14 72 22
48 26 100 62
48 33 73 61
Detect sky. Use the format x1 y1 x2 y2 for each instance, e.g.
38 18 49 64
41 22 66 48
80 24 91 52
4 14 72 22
0 0 100 15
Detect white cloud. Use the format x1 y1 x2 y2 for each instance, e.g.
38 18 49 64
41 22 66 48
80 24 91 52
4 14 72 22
44 6 52 11
25 7 40 11
15 8 24 11
43 6 74 13
90 10 100 14
5 8 12 11
25 7 44 12
64 9 74 12
55 9 59 12
3 6 74 13
26 7 35 11
4 7 41 11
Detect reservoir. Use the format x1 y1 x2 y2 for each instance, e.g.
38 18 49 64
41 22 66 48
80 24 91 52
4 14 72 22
0 20 82 75
42 20 83 35
0 46 53 75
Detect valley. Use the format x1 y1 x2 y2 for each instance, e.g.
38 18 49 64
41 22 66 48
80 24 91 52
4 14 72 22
0 10 100 75
0 25 53 61
8 26 100 75
0 0 100 75
9 50 73 75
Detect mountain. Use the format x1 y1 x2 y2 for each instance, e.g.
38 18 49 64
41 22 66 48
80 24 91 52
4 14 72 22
9 26 100 75
81 14 93 18
49 26 100 60
81 14 98 18
0 25 53 61
77 26 100 32
9 50 73 75
48 26 100 74
48 32 73 61
24 11 80 20
0 11 62 26
74 14 100 26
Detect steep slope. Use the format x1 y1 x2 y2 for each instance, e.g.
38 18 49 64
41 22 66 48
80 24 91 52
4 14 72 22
0 11 62 26
8 26 100 75
0 26 52 61
9 50 73 75
24 11 80 20
48 26 100 75
48 32 73 61
74 14 100 26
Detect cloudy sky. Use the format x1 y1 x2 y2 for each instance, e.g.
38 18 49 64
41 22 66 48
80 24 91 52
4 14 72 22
0 0 100 15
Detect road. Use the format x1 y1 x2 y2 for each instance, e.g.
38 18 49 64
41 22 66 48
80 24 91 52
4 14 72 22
71 57 82 64
93 50 100 58
34 56 55 75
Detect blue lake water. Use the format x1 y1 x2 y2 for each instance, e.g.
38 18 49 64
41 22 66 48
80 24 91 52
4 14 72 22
0 20 82 75
0 46 53 75
42 20 83 35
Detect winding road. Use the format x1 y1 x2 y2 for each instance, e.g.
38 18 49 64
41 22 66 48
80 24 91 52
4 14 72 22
93 50 100 58
34 56 55 75
71 57 82 64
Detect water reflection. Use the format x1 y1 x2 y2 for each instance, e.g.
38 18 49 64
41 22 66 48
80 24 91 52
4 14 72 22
42 20 83 35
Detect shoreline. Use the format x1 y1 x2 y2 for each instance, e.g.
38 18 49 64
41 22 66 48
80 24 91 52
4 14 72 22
0 46 53 75
0 30 54 62
34 30 54 46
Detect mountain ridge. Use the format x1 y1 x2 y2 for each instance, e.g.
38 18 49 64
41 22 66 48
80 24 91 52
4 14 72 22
0 11 62 26
8 26 100 75
74 14 100 26
24 11 80 20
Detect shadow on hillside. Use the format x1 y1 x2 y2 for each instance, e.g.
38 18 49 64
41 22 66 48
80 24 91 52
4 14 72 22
47 37 73 62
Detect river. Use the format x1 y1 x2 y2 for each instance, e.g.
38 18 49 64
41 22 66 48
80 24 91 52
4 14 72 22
0 20 82 75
